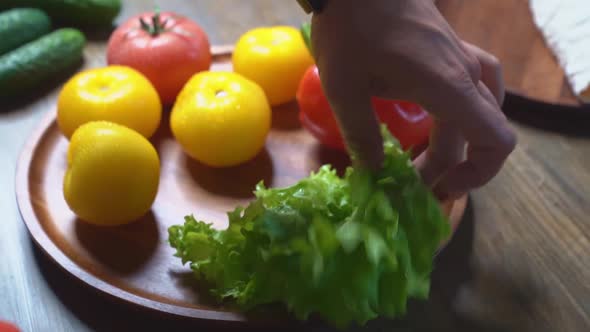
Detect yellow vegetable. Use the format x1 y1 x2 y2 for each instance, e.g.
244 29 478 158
170 71 271 167
63 121 160 226
57 65 162 139
232 26 314 106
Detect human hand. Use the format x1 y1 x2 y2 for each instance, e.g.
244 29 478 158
310 0 516 200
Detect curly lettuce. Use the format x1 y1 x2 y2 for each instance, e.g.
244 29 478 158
168 126 451 328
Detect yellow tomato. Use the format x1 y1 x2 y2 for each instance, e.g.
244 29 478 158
57 65 162 139
232 26 314 106
64 121 160 226
170 71 271 167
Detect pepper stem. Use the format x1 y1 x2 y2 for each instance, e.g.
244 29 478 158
300 22 313 54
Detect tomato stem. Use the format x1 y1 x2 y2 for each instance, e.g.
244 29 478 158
139 10 167 37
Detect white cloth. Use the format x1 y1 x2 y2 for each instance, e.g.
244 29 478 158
529 0 590 95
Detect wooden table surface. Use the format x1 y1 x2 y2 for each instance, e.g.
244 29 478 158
439 0 581 107
1 1 588 331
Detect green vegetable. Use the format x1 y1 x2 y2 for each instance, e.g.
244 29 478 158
0 28 85 99
0 8 51 56
168 126 451 329
0 0 121 27
300 22 312 54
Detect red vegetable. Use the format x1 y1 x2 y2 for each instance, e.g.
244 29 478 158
296 65 433 153
106 11 212 105
0 321 20 332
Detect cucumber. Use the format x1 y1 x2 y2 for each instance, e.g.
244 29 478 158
0 8 51 56
0 0 121 27
0 28 85 98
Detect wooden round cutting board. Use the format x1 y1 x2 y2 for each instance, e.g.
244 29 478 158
438 0 590 115
15 46 467 325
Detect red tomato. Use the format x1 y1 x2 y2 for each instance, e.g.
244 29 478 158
107 11 212 105
0 321 20 332
296 65 433 153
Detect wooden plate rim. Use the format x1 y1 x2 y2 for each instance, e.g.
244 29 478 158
15 107 251 322
14 44 467 323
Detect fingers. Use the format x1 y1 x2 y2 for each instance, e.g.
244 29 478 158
462 41 505 106
418 42 506 198
415 36 512 199
318 63 384 170
310 13 384 171
414 119 465 188
433 81 516 199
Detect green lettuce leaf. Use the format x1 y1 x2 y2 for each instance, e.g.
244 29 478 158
168 125 451 329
